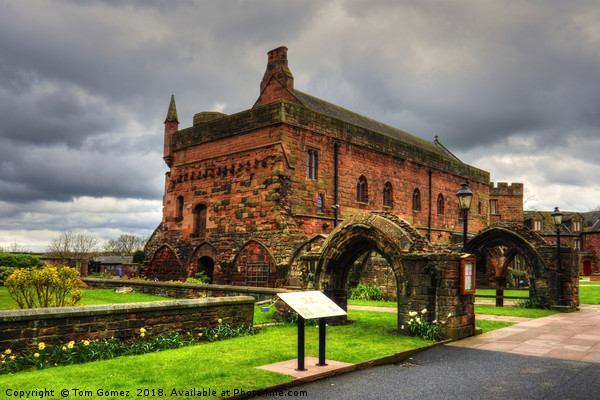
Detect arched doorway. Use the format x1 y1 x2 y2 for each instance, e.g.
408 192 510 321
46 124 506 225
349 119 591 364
147 245 185 281
314 212 430 331
188 242 218 283
196 256 215 283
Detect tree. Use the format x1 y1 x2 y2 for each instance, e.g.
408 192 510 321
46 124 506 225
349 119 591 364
46 232 101 266
104 234 147 254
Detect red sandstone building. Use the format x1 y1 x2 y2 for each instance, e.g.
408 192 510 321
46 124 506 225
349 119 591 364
144 46 502 287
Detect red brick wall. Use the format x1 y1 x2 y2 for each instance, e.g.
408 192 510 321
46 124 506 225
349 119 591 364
489 182 524 225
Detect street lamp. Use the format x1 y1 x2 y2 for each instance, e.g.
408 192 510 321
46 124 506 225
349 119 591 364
551 206 565 306
456 181 473 252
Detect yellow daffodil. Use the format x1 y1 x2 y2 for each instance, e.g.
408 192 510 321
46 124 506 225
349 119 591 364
10 356 15 361
1 360 5 365
83 340 90 346
4 349 11 355
34 353 40 358
214 334 218 338
1 354 4 359
198 333 203 337
140 328 146 333
140 333 145 338
218 318 222 323
62 346 67 351
67 341 74 349
38 342 45 350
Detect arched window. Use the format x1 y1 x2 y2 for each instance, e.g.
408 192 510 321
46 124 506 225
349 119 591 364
357 176 368 203
176 196 184 220
383 182 393 207
317 194 325 213
194 204 207 235
437 194 445 215
412 188 421 211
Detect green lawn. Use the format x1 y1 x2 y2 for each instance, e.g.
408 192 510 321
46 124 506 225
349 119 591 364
0 287 175 310
580 286 600 304
474 289 529 298
348 299 398 308
474 305 558 318
476 320 516 333
579 281 600 286
0 310 432 399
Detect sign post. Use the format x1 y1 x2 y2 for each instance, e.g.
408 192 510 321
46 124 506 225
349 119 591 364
278 291 347 371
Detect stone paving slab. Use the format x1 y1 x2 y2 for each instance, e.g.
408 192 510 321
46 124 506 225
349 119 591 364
255 357 354 379
449 304 600 363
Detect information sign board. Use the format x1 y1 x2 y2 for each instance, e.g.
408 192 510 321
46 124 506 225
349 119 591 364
278 291 347 320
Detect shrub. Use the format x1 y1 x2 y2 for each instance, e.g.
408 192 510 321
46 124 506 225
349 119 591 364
506 268 529 287
519 286 551 309
5 266 82 309
405 308 444 341
350 283 383 301
0 267 17 286
0 253 43 269
132 250 145 264
185 271 210 284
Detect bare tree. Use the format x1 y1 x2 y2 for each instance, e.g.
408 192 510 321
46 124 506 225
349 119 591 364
104 234 147 254
524 188 540 211
46 232 101 266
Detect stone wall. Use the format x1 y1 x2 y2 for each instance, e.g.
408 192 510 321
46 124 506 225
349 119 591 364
0 296 254 352
489 182 524 225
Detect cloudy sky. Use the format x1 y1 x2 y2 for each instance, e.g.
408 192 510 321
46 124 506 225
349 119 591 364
1 0 599 252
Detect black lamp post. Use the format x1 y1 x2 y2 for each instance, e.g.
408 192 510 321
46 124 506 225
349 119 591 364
551 206 565 306
456 181 473 252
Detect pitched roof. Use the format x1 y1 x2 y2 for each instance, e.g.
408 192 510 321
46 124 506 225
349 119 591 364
293 90 450 159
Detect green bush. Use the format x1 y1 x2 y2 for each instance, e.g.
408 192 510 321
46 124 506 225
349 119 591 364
5 266 82 309
0 253 43 269
506 268 529 287
350 283 383 301
519 286 551 309
0 267 17 286
185 271 210 284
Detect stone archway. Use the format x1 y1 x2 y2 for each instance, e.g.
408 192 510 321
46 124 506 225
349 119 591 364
313 212 433 331
467 223 579 309
188 242 218 283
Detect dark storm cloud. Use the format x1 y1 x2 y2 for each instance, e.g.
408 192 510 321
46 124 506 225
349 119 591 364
1 0 599 249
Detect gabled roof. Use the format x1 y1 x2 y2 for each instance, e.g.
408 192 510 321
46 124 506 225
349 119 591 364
293 90 450 159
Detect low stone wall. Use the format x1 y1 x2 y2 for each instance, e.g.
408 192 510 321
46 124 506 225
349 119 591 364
0 296 254 352
82 277 292 301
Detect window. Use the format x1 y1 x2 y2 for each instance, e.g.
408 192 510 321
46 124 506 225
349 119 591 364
574 238 581 250
437 194 445 215
176 196 184 220
533 220 542 231
412 189 421 211
357 176 368 203
383 182 393 207
306 149 318 179
317 194 325 213
478 201 482 215
489 199 498 215
194 204 207 235
573 221 581 231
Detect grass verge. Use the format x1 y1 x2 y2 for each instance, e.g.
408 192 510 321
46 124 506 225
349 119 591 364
0 287 174 310
476 320 516 333
0 310 432 399
580 286 600 304
474 305 558 318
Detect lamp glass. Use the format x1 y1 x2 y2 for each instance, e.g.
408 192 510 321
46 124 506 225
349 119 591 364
551 207 563 227
456 182 473 211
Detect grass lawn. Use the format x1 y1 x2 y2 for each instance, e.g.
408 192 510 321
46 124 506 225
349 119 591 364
348 299 398 308
0 310 433 399
0 287 175 310
476 320 516 333
474 289 529 298
580 286 600 304
579 281 600 286
474 305 558 318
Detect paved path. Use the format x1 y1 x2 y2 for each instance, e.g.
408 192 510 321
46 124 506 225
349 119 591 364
449 304 600 363
254 305 600 399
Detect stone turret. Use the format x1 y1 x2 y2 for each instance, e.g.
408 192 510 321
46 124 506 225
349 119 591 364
163 94 179 167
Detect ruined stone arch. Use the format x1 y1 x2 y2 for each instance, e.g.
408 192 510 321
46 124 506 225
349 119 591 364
147 244 186 281
314 212 432 329
287 234 328 289
188 242 218 283
233 240 278 287
466 224 549 282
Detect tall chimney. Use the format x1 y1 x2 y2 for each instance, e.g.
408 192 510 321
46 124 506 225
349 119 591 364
254 46 297 107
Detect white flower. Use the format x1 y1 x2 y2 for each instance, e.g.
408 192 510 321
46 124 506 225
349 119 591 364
409 311 417 317
432 320 437 324
448 313 452 318
421 308 427 314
